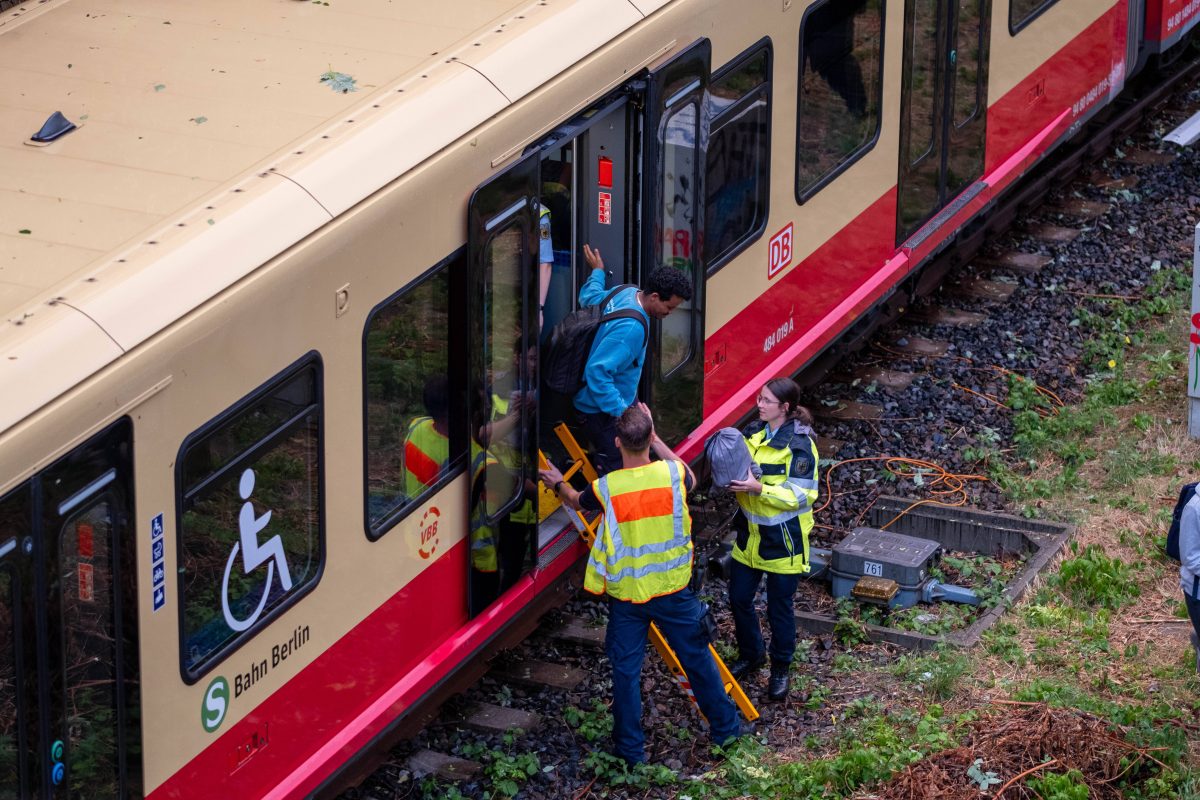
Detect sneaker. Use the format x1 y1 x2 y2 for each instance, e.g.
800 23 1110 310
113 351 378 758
728 655 765 681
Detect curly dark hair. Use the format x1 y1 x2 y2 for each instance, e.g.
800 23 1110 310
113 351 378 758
644 266 693 303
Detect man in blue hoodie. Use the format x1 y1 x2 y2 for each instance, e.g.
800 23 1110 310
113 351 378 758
576 244 693 474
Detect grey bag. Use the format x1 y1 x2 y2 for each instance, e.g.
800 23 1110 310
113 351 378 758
704 427 762 488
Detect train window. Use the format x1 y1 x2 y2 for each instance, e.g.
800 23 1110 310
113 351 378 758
906 0 938 167
660 100 700 376
1010 0 1057 33
705 41 772 276
363 257 464 539
477 224 530 521
60 500 121 796
795 0 884 202
954 0 984 128
177 356 324 681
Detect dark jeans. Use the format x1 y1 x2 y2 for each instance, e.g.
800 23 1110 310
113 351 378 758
1185 587 1200 670
605 588 741 764
728 558 802 665
577 409 620 476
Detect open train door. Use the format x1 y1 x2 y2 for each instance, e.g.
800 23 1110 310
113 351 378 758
465 154 541 618
640 39 711 445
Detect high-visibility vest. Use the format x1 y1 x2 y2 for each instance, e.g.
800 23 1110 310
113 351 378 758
403 416 448 498
489 391 537 525
732 421 819 575
469 448 498 573
583 459 693 603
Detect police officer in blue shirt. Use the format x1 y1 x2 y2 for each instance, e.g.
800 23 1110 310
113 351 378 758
538 203 553 329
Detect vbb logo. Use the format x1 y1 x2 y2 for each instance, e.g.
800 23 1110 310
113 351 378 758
768 223 793 279
418 506 441 559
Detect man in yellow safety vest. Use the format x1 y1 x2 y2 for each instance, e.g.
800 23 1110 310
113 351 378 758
540 403 740 765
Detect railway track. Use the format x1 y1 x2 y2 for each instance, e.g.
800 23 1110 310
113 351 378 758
339 51 1200 800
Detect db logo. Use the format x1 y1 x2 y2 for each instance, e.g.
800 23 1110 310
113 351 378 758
767 223 793 279
417 507 441 559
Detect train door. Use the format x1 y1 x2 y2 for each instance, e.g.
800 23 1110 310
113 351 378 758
464 42 712 616
641 40 711 444
1 419 141 799
897 0 990 242
466 154 540 617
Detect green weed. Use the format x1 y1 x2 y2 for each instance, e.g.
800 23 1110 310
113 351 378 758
1054 542 1140 610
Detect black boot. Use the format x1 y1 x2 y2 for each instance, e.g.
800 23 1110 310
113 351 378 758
728 655 765 681
768 662 790 701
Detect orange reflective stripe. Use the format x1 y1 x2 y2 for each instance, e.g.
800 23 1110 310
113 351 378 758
404 439 441 487
609 486 676 524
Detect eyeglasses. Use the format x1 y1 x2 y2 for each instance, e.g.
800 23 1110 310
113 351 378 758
755 395 782 406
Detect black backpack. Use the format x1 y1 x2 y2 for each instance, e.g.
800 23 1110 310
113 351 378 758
1165 482 1198 561
542 284 647 395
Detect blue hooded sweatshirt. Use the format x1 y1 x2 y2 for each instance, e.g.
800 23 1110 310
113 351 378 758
573 268 649 417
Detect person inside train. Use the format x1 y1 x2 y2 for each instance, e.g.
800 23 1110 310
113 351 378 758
574 245 692 475
726 377 820 702
400 374 451 499
539 403 742 765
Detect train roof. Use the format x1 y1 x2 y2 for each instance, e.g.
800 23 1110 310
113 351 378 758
0 0 667 433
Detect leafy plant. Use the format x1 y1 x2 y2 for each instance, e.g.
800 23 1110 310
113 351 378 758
563 699 612 742
1055 542 1140 609
1027 769 1090 799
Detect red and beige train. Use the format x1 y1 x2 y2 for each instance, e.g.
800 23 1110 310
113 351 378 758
0 0 1193 796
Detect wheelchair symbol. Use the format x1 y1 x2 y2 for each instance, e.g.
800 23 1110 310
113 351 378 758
221 468 293 632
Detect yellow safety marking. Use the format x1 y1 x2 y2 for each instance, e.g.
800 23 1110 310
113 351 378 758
538 424 759 722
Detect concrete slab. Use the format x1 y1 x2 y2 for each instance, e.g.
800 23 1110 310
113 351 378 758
795 498 1072 651
1025 223 1081 244
1051 199 1111 220
951 277 1017 302
830 366 916 390
907 306 987 327
549 617 606 649
814 436 845 460
461 702 542 734
975 252 1052 273
408 750 483 781
1089 171 1139 190
813 400 884 421
1122 148 1176 166
889 336 950 356
491 660 586 690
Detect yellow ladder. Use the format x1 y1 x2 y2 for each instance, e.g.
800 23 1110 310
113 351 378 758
539 422 759 723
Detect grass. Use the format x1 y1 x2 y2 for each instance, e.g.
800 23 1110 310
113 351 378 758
653 271 1200 799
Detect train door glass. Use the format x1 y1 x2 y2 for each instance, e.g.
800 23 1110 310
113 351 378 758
1 486 31 799
1 420 141 799
467 153 539 618
642 39 711 445
897 0 990 242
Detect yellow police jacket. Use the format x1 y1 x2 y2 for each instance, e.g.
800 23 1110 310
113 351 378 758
583 459 693 603
468 448 498 573
731 420 819 575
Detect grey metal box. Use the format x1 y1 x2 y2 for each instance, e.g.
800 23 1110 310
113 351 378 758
830 527 941 608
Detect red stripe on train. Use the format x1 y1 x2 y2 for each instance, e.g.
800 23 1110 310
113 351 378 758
149 537 583 798
687 3 1126 461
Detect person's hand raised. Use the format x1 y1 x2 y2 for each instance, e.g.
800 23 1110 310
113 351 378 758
583 243 605 272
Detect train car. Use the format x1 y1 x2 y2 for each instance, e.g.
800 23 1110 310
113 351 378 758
0 0 1186 797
